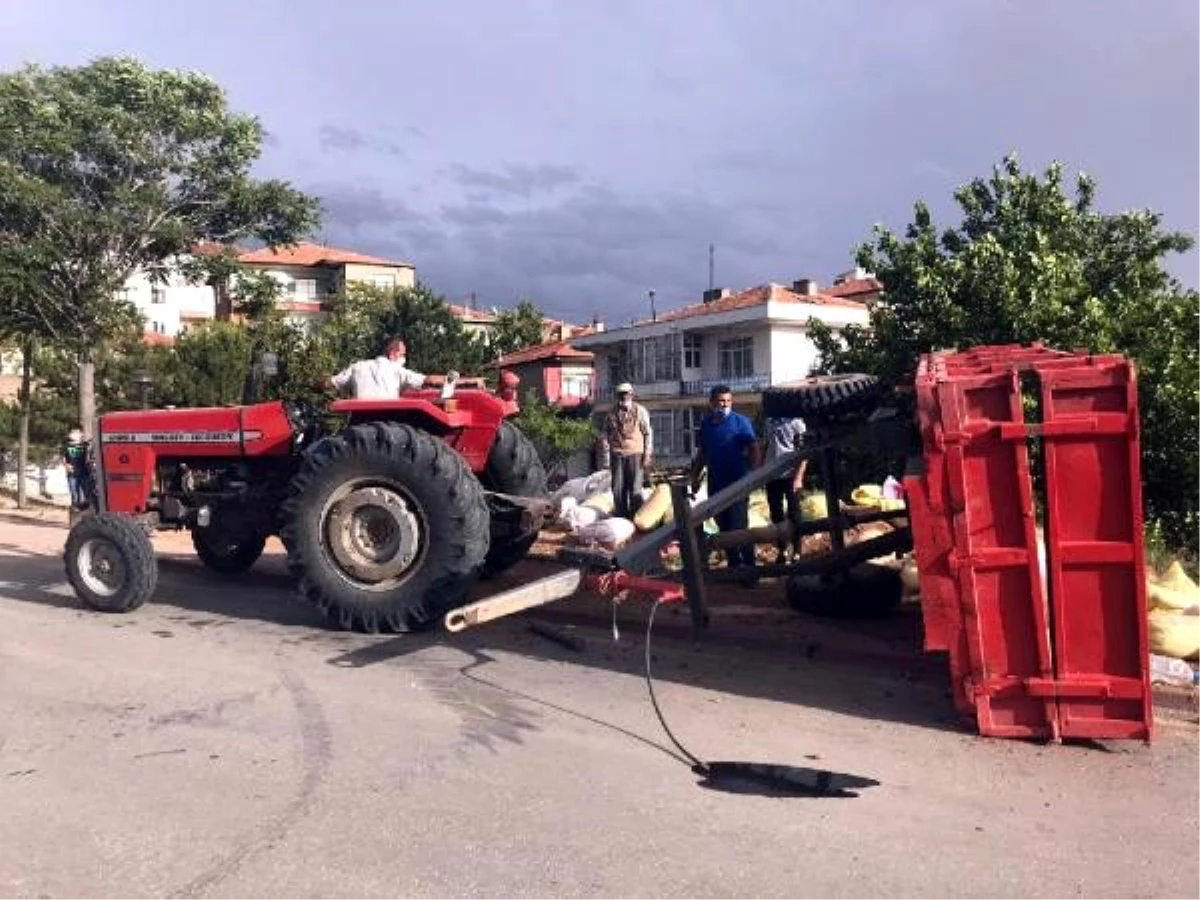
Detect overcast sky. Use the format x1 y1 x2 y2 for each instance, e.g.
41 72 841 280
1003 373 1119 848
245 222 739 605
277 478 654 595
1 0 1196 324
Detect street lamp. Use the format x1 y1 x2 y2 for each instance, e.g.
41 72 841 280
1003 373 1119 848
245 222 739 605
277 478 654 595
131 370 153 410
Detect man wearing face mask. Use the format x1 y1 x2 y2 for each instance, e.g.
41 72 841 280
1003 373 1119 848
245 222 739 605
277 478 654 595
328 337 458 400
691 384 761 571
599 382 653 519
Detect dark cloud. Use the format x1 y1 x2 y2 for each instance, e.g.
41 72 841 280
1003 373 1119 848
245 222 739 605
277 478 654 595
447 163 581 198
315 180 814 323
317 125 404 158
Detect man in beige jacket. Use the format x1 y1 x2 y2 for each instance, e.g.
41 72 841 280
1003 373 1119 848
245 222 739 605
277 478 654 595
599 382 653 519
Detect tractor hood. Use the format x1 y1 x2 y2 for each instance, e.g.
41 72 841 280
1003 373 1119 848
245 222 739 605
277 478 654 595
98 401 295 455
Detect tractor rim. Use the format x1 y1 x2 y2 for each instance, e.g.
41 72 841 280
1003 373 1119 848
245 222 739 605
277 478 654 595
77 537 127 598
321 480 427 590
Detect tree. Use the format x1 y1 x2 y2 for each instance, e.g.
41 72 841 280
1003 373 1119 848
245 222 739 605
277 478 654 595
489 300 548 359
0 56 320 436
513 391 596 485
369 284 490 375
810 154 1199 555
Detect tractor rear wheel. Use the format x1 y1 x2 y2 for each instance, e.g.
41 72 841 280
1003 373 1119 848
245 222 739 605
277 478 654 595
192 529 266 574
762 374 881 420
280 422 489 632
479 420 547 578
64 513 157 613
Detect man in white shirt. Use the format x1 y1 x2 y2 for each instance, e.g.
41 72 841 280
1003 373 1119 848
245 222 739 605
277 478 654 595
328 338 455 400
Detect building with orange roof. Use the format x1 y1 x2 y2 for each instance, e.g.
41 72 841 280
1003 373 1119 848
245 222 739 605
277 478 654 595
118 241 416 344
570 276 870 463
486 339 596 408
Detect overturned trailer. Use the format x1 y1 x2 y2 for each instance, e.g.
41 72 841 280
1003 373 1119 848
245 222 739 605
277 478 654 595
449 345 1155 742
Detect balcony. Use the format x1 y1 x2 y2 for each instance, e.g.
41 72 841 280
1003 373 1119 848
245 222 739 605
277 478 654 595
595 372 771 402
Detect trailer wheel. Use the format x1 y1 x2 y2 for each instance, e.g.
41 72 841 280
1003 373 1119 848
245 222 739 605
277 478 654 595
479 420 547 578
786 564 901 620
281 422 489 633
64 513 157 613
762 374 881 420
192 529 266 574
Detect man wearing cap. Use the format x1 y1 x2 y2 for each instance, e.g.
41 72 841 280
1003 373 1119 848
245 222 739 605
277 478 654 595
599 382 653 519
328 337 457 400
61 426 90 509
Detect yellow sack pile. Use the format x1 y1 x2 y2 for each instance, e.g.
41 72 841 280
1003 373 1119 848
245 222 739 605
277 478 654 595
633 483 673 531
799 492 828 522
849 484 906 512
1147 561 1200 661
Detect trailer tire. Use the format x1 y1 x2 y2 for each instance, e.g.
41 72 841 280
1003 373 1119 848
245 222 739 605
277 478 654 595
281 422 489 633
191 529 267 574
762 374 881 420
786 564 901 620
64 513 157 613
479 420 547 578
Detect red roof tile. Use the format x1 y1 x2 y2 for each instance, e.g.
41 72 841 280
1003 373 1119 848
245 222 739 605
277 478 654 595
489 340 594 368
825 277 883 299
142 331 175 347
650 283 866 325
237 242 411 268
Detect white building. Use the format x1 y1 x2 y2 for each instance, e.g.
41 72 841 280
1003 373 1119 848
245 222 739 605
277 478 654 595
570 277 873 465
133 242 418 343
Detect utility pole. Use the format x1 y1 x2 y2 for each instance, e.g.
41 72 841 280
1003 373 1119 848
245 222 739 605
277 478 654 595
708 243 715 292
649 289 657 322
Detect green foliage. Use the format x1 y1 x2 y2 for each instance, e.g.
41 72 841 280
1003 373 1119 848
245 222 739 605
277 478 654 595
514 391 595 479
0 55 319 425
810 153 1199 555
173 322 254 407
489 300 547 359
368 284 491 375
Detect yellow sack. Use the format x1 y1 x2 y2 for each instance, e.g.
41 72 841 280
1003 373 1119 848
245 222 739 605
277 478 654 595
582 490 615 516
1152 560 1199 594
633 484 672 531
1148 607 1200 661
799 493 828 522
851 484 883 506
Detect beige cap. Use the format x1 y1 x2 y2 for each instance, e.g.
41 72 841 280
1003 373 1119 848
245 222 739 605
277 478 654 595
615 382 633 394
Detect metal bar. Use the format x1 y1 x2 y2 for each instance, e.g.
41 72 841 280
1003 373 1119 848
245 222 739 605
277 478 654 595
443 569 582 632
706 527 912 582
583 571 686 603
670 481 710 628
616 441 831 573
616 417 914 573
704 505 910 551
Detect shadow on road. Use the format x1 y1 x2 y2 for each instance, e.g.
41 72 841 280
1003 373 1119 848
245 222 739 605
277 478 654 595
1 541 961 738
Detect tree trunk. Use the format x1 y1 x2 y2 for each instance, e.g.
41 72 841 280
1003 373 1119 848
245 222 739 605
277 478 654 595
78 352 96 441
16 337 33 510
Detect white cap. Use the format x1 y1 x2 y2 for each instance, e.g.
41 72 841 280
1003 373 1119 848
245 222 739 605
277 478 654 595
615 382 633 394
67 429 84 444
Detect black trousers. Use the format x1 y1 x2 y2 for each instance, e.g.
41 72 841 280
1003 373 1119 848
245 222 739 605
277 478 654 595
766 478 800 548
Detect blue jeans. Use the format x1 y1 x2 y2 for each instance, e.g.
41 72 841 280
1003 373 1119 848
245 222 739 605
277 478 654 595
67 474 86 508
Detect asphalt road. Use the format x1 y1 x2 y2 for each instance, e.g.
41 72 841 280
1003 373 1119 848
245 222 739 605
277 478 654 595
0 508 1197 899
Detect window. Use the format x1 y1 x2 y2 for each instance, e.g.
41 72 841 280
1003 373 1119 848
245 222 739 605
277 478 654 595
608 334 681 386
293 279 319 300
561 373 591 399
150 287 166 305
649 410 676 457
683 333 702 369
718 336 753 380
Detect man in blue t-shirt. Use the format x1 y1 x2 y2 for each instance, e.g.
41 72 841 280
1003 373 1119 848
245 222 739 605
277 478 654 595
690 385 762 568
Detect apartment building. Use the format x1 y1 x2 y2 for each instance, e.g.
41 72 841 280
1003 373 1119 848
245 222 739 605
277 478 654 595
570 276 871 465
134 242 417 342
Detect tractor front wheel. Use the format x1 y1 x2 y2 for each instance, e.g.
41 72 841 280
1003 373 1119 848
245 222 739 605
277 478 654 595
281 423 489 632
64 513 157 613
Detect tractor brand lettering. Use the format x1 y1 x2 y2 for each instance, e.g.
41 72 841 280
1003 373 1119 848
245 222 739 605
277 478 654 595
102 431 242 444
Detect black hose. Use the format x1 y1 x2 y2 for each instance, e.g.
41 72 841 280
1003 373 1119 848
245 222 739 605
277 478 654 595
644 598 707 772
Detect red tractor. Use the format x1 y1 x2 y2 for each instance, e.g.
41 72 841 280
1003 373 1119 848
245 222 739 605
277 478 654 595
62 373 548 632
